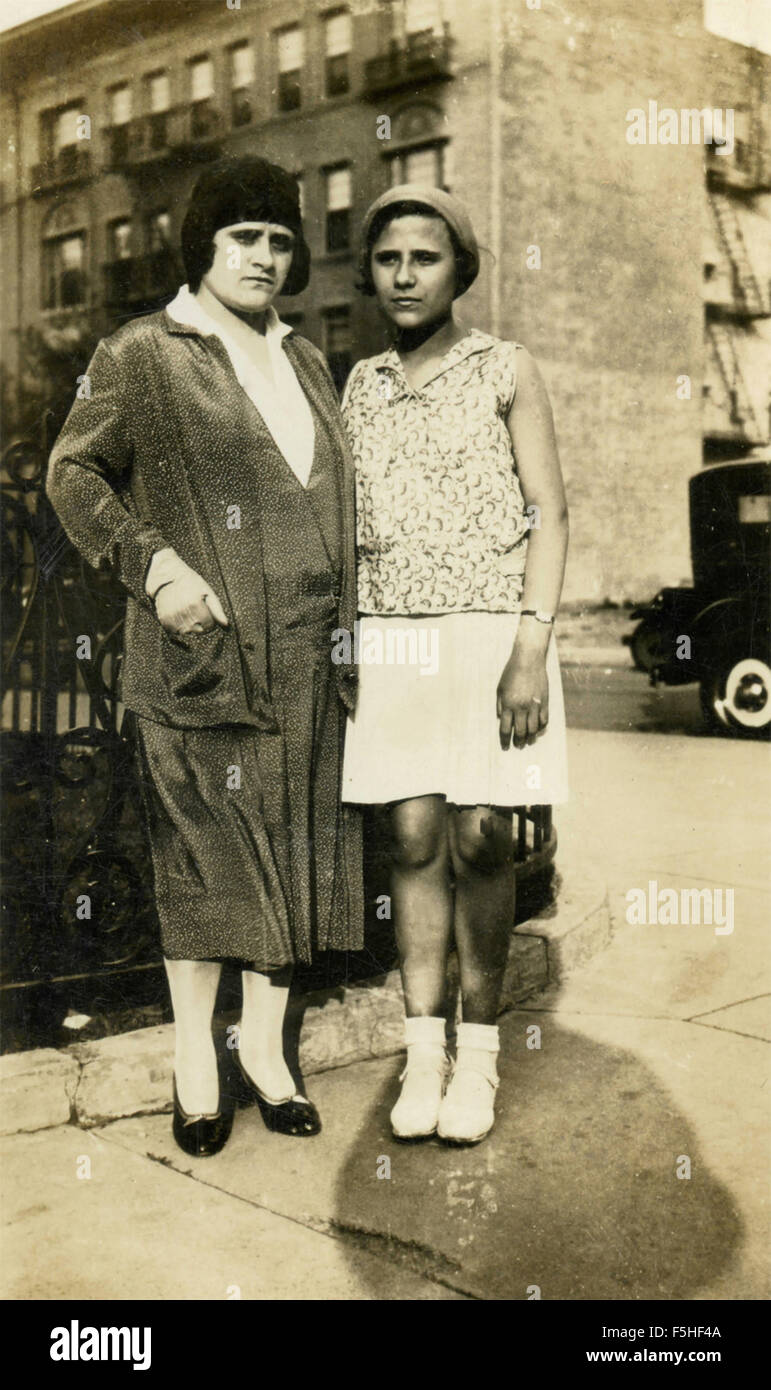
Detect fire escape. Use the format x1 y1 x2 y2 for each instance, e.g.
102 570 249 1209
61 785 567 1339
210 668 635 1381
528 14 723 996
703 119 771 462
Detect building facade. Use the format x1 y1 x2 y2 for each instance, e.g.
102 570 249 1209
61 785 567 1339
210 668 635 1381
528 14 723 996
1 0 769 602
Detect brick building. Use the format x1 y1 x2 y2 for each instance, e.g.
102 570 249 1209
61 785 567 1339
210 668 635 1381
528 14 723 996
1 0 769 602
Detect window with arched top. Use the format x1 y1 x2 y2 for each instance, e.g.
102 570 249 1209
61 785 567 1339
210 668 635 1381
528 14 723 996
42 200 86 238
392 102 446 143
383 103 450 191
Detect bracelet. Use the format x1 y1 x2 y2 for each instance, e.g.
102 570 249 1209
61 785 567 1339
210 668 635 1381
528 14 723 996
520 609 555 625
150 578 175 603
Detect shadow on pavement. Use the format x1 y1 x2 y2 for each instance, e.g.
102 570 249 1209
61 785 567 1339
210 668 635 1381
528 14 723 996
331 1011 743 1300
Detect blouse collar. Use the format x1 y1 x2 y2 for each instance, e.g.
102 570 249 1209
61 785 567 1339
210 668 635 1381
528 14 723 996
165 283 294 346
372 327 496 392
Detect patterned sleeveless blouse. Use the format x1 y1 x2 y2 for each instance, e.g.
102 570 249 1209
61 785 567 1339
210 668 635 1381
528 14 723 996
342 329 529 616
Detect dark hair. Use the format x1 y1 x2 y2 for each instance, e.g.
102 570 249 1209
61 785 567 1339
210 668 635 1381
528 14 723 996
355 200 477 298
181 156 310 296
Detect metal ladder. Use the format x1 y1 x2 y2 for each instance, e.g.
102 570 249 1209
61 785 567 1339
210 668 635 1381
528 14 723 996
706 320 765 440
710 193 769 317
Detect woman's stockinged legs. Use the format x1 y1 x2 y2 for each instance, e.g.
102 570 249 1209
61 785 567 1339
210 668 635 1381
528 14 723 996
239 965 295 1102
164 958 223 1115
448 806 515 1024
390 795 453 1017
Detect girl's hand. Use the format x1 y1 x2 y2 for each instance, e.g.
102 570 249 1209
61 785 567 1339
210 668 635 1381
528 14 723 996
496 650 549 750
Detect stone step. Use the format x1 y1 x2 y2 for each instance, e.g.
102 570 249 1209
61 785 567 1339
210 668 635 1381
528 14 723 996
0 867 609 1134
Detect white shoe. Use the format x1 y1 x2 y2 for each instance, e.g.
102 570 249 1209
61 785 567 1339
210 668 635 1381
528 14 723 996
437 1022 500 1145
390 1016 448 1139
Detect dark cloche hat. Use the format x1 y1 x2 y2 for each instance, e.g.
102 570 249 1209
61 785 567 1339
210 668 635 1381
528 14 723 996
181 155 310 295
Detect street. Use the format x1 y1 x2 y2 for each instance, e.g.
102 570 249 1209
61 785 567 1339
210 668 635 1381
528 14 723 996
3 699 768 1301
563 662 708 737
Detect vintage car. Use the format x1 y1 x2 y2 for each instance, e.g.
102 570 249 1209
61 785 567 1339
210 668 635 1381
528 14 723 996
625 452 771 736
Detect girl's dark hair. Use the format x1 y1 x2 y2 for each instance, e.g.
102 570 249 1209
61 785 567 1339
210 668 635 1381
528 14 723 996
181 156 310 296
355 200 477 297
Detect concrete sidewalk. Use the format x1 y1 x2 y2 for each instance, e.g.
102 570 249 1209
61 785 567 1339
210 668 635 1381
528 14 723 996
2 726 768 1300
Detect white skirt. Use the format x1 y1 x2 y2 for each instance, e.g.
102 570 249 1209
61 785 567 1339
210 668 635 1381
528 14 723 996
342 613 569 807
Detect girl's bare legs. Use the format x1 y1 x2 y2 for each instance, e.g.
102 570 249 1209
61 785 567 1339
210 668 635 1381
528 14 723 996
239 966 295 1101
448 805 514 1023
436 806 513 1142
388 795 452 1136
390 795 453 1015
164 958 223 1114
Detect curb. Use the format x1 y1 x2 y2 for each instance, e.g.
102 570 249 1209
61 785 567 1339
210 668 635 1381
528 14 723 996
558 645 633 669
0 869 610 1134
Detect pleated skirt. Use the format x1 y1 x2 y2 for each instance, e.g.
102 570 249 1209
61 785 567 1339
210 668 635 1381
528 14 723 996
342 611 569 808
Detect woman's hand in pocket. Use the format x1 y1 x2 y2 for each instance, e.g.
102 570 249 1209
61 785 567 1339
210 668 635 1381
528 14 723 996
496 650 549 751
151 554 229 637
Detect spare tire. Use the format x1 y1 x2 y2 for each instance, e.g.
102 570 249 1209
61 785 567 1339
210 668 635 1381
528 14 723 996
700 654 771 737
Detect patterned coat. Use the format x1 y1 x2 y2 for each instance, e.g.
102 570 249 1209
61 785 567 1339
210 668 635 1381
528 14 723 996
46 309 358 730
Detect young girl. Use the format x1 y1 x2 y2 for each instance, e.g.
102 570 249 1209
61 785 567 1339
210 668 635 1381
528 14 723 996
341 186 569 1144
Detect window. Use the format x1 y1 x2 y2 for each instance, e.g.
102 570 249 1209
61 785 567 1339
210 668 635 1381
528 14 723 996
42 103 86 177
147 210 171 252
324 10 351 97
733 108 750 170
325 165 352 252
323 306 353 392
189 57 216 139
105 219 133 303
230 41 254 126
110 219 132 260
43 232 86 309
109 85 131 126
405 0 443 39
52 105 80 155
145 211 174 298
147 72 170 150
388 142 445 188
108 84 132 163
277 26 303 112
190 56 214 102
404 144 443 184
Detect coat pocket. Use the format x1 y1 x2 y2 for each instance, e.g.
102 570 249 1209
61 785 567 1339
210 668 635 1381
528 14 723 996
162 626 231 700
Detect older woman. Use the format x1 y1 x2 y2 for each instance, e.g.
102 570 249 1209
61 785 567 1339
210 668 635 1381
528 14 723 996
47 157 361 1156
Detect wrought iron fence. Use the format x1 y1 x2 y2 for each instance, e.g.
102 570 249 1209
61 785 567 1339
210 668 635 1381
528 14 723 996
1 429 556 1052
1 430 159 1051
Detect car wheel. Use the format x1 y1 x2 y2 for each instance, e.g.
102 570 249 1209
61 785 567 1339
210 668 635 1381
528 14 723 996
629 621 664 673
700 655 771 737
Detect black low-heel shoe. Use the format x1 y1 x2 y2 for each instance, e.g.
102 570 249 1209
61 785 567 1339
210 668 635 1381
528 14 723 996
234 1052 321 1137
172 1078 234 1158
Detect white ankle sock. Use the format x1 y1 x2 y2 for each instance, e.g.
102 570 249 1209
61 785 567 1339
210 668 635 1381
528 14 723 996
404 1015 446 1048
456 1022 500 1053
391 1016 448 1138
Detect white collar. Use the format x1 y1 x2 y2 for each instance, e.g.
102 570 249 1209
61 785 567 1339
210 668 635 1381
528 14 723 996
165 283 293 345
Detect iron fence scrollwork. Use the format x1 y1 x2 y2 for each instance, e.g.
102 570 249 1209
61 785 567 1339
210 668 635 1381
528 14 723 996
1 430 158 1047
